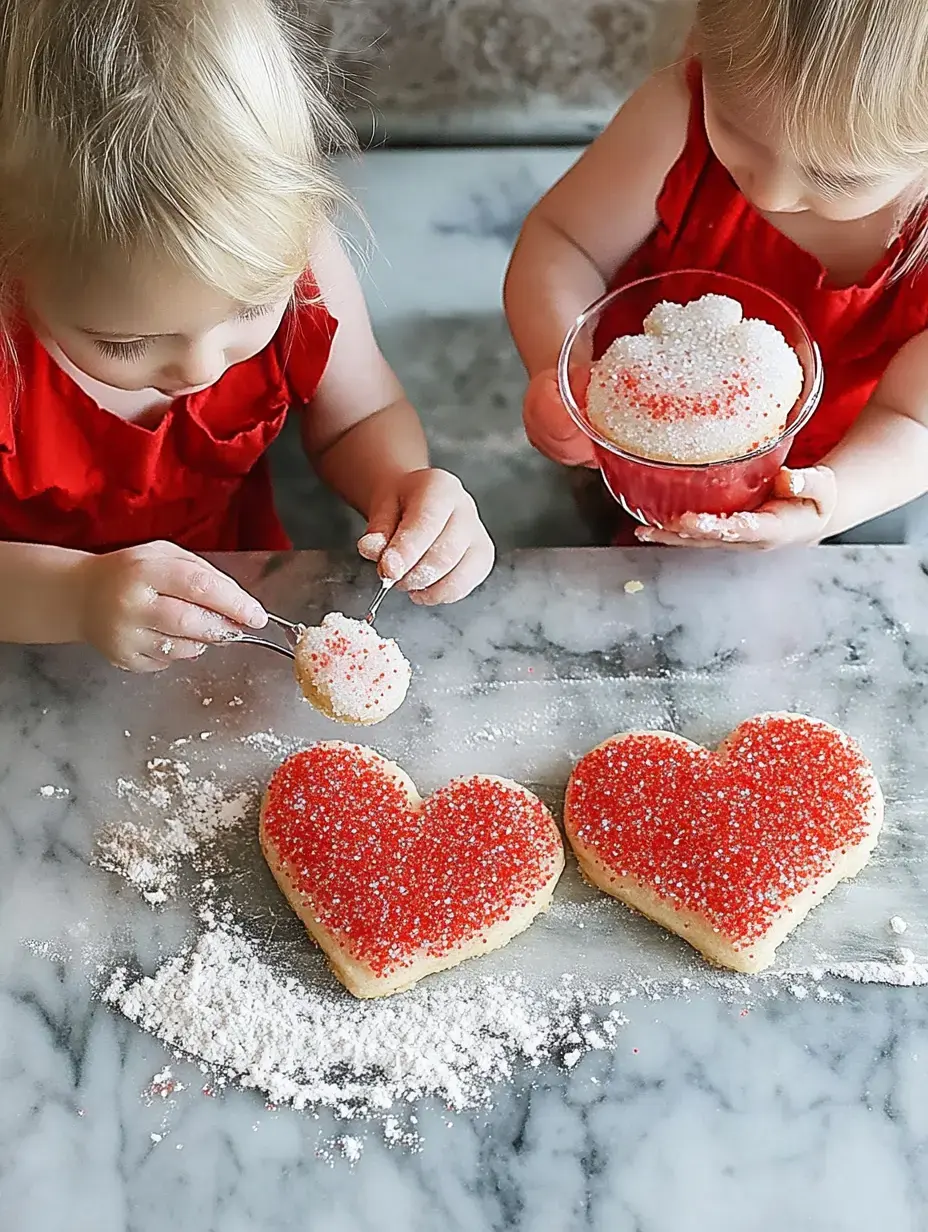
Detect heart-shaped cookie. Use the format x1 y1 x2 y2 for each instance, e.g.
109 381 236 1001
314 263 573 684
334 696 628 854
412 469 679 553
565 713 882 972
260 742 564 997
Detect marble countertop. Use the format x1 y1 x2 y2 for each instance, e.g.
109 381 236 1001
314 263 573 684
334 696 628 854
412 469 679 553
3 547 928 1232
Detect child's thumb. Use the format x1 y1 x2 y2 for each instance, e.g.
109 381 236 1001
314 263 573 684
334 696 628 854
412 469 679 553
774 465 835 514
357 490 402 565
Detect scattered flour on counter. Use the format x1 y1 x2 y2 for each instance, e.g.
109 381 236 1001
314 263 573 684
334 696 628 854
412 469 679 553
104 922 628 1120
94 758 255 903
783 957 928 987
241 730 299 757
339 1136 363 1164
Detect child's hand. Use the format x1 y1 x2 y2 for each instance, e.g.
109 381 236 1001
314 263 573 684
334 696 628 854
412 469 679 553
358 468 495 604
78 541 267 672
635 467 838 550
523 368 597 467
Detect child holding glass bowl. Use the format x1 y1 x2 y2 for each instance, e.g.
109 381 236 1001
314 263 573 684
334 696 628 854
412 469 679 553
505 0 928 549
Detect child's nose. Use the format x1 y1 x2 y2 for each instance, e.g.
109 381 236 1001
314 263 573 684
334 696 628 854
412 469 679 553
171 341 225 389
746 168 803 214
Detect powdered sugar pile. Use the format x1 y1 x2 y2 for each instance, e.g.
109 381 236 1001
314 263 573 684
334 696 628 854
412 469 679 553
294 613 411 725
587 293 803 464
104 919 626 1116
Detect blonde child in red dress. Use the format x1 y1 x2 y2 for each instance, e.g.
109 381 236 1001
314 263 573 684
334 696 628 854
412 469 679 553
506 0 928 549
0 0 493 671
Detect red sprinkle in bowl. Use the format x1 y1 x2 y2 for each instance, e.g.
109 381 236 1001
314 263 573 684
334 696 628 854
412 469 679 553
557 269 824 527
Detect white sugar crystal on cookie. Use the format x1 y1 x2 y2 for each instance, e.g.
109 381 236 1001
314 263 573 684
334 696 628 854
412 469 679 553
294 613 411 726
587 293 804 464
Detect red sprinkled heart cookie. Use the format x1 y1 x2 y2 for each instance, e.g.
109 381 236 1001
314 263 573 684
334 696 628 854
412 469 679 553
260 742 565 998
565 713 883 972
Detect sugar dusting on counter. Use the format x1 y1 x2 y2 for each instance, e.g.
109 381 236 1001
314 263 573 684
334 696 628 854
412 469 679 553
104 920 627 1120
87 739 926 1162
95 757 254 903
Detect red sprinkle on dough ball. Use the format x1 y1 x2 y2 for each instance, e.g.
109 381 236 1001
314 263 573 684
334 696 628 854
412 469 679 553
295 613 411 723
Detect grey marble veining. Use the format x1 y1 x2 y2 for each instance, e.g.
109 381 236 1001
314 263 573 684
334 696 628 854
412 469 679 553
3 546 928 1231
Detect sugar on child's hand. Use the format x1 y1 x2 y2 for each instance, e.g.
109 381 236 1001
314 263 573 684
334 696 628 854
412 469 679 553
77 541 267 673
358 467 495 605
636 466 838 550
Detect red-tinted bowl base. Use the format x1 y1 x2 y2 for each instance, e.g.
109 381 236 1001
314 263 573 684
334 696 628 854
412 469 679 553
596 438 789 527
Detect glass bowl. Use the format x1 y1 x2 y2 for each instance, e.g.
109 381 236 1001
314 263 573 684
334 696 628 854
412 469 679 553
557 269 824 528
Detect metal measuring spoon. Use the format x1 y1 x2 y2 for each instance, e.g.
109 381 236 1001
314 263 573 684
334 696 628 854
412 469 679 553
231 577 396 660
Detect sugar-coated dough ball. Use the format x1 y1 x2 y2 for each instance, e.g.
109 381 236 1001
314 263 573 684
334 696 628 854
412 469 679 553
587 293 804 464
294 613 411 726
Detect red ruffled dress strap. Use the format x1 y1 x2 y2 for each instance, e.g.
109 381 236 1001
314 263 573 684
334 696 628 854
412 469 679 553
0 279 338 553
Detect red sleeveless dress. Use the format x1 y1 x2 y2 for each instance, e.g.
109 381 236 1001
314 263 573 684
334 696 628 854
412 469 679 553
604 64 928 468
0 284 336 552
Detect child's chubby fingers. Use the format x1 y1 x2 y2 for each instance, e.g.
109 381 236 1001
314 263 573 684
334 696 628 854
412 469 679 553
357 492 401 566
635 523 761 550
396 502 481 593
772 464 837 515
657 510 787 548
404 513 495 604
138 630 210 664
357 529 390 564
90 541 267 632
523 369 597 468
673 510 771 545
123 654 175 675
359 470 494 600
638 501 827 550
101 627 208 674
151 549 267 630
411 543 495 605
376 470 462 582
145 593 242 647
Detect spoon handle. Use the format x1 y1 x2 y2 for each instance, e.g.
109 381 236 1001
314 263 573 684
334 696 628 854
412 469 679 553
363 577 395 625
233 635 295 661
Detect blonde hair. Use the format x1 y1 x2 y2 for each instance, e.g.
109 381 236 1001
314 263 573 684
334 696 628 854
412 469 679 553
696 0 928 264
0 0 356 309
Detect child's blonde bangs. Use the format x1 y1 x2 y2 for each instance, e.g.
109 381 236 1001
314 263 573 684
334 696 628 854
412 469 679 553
0 0 355 307
697 0 928 184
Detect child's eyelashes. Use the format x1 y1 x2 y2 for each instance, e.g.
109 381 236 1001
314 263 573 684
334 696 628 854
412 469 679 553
91 304 275 361
237 303 275 322
93 338 150 361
